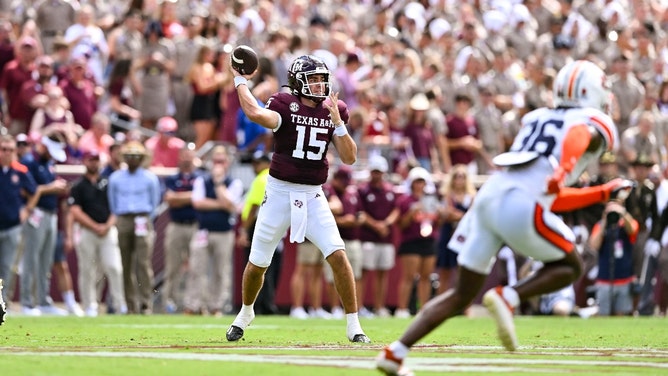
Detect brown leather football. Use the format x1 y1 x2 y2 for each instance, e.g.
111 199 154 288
231 45 259 75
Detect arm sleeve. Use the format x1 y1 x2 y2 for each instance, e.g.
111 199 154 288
551 185 610 212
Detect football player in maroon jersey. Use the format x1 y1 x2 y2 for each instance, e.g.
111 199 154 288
226 55 370 343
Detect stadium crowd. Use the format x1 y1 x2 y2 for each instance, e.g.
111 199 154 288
1 0 668 318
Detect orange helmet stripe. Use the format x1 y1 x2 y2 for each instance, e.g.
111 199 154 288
566 60 585 100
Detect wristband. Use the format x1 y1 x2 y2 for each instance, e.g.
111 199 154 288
234 76 248 88
333 123 348 137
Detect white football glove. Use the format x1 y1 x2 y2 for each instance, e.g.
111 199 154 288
645 239 661 258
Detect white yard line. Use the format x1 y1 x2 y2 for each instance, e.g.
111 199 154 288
8 351 668 373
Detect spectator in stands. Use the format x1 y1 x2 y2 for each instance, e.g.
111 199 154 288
619 112 661 175
59 56 100 130
588 196 639 316
358 155 398 317
106 58 141 135
171 15 206 138
187 44 225 149
445 93 482 175
30 86 82 147
395 167 445 318
403 93 439 173
19 54 59 128
106 10 144 64
145 116 185 168
100 142 123 179
323 166 365 319
78 112 115 166
185 145 243 316
0 134 36 307
473 85 503 175
137 20 174 130
67 150 126 316
437 165 476 294
161 145 199 313
108 141 161 314
35 0 76 55
610 53 645 135
64 5 109 85
0 36 38 135
20 135 69 316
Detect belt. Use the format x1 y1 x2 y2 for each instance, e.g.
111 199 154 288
41 30 58 37
173 219 197 225
171 75 185 81
37 207 57 214
119 212 149 217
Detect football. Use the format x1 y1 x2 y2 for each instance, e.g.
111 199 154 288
231 45 259 75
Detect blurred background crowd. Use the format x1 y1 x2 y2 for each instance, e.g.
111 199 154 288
2 0 668 319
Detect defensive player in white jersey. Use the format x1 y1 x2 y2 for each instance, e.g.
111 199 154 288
377 60 630 375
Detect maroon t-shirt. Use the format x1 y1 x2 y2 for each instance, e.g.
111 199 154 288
0 60 34 120
323 183 361 240
59 78 98 130
397 193 437 243
267 92 349 185
445 113 478 165
358 181 397 243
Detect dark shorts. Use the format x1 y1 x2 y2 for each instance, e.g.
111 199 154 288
398 238 436 257
437 224 458 269
54 230 66 263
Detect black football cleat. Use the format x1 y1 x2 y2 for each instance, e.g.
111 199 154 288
226 325 245 341
350 334 371 343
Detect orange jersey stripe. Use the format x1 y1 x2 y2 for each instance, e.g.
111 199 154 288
590 115 614 150
534 204 572 253
566 61 585 100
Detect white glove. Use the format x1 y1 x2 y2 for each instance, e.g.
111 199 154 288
645 239 661 258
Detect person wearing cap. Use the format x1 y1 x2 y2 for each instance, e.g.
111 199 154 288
445 92 483 174
239 151 282 315
357 155 399 318
18 54 60 124
322 166 366 319
394 166 446 318
67 150 127 316
404 92 440 172
161 144 200 314
15 133 32 162
59 55 100 130
0 134 37 312
108 141 161 314
145 116 186 168
0 36 38 135
184 145 243 316
20 135 69 315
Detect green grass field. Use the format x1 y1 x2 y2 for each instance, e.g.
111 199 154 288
2 314 667 375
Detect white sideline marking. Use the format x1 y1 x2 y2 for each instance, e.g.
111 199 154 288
9 351 668 373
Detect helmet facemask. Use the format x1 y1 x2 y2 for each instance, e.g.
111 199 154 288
288 56 331 103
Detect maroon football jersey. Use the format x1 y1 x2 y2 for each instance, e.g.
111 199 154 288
266 92 350 185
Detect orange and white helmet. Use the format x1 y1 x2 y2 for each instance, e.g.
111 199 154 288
553 60 612 113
